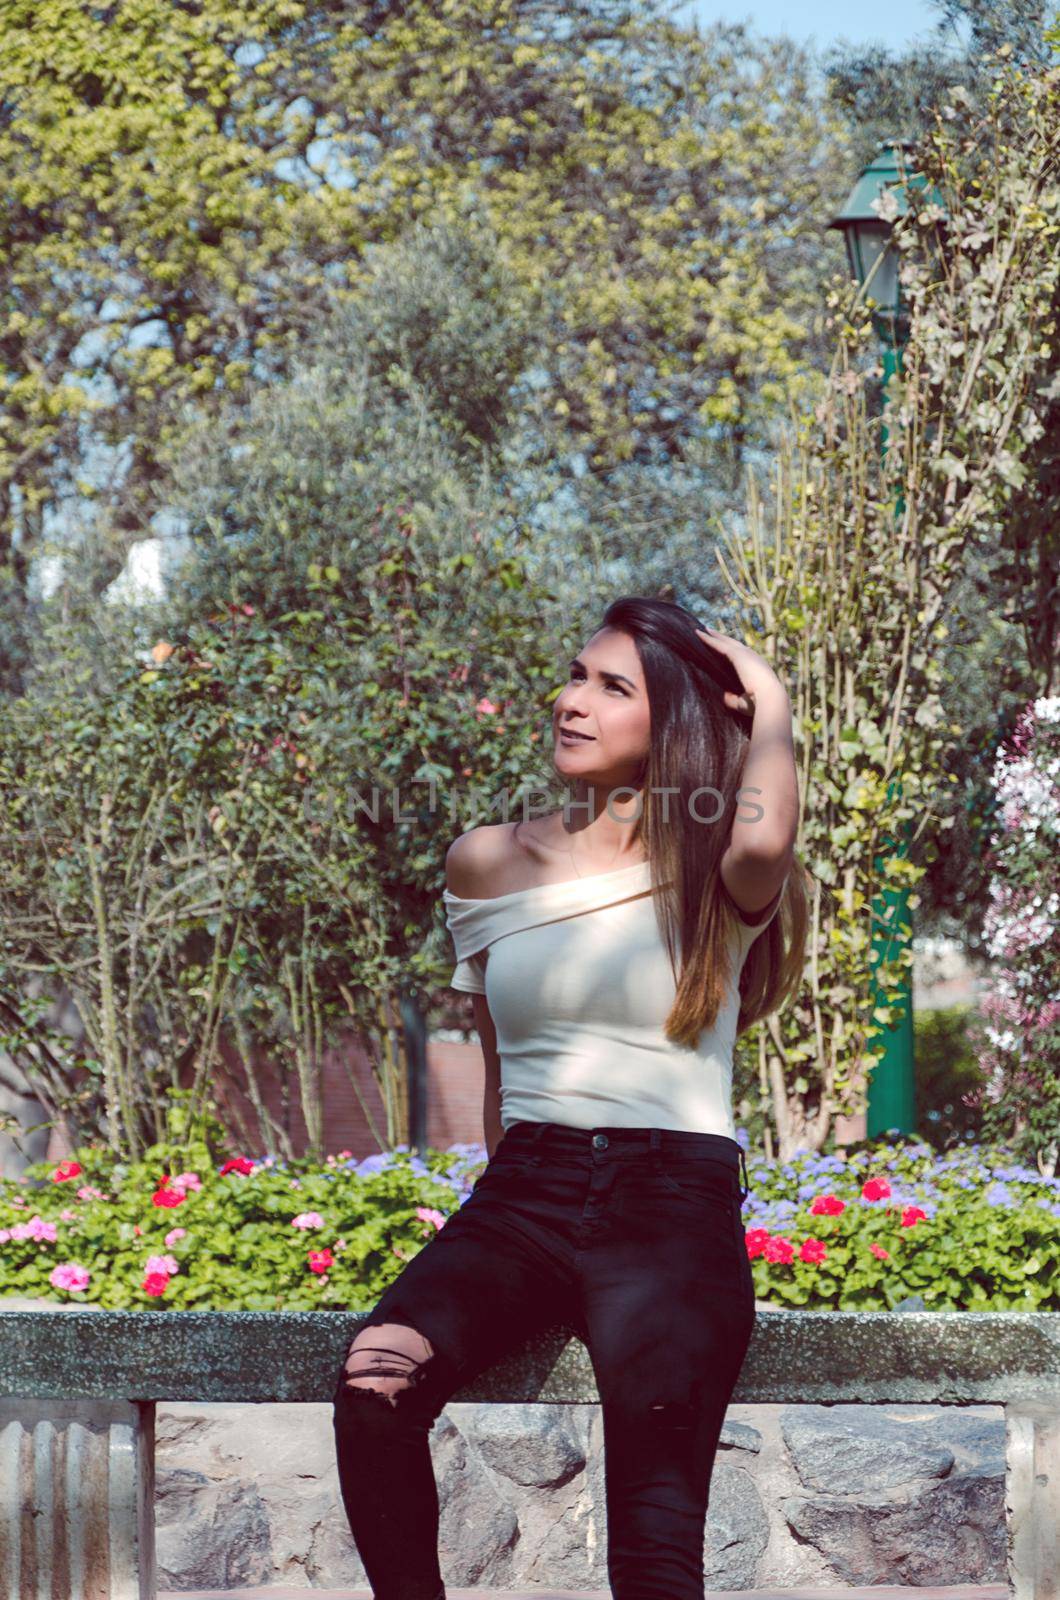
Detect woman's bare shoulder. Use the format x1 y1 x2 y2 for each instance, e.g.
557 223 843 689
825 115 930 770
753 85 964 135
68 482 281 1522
444 821 523 899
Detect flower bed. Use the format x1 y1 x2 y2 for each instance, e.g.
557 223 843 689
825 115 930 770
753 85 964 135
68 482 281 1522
740 1136 1059 1309
1 1135 1057 1312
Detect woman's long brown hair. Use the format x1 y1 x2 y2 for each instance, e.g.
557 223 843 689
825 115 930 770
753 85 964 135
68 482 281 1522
593 595 810 1048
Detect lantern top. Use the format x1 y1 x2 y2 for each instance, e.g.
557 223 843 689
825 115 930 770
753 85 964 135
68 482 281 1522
828 139 930 232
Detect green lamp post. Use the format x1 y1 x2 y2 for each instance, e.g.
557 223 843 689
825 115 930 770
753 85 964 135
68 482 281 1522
827 140 926 1140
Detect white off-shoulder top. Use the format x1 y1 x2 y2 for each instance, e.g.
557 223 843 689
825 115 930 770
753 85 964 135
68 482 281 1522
443 859 781 1138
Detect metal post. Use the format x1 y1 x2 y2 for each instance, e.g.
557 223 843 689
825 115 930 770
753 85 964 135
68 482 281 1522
867 335 917 1138
399 990 429 1156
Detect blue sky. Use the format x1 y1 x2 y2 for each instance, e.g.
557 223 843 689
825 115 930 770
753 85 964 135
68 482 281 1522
673 0 948 52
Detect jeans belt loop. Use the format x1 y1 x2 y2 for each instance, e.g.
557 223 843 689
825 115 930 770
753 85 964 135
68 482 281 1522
649 1126 663 1173
526 1121 546 1168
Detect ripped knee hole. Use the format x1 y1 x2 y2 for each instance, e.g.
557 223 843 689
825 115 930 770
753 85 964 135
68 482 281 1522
342 1323 436 1409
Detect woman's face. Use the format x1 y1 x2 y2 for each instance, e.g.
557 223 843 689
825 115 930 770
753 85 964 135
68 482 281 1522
551 627 650 781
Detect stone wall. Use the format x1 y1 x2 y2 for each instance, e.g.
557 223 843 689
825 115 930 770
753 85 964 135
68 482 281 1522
154 1393 1006 1593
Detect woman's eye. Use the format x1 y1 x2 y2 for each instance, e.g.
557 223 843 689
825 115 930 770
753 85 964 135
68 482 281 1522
569 672 626 695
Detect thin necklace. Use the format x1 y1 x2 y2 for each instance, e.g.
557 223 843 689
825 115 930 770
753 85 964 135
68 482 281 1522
567 836 623 879
516 817 625 880
560 813 627 879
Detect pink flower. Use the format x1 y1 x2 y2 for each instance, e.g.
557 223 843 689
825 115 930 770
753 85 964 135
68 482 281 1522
763 1235 795 1264
415 1206 446 1233
145 1254 179 1276
862 1177 892 1202
870 1242 890 1260
12 1215 57 1243
142 1271 170 1297
809 1193 845 1215
164 1227 186 1247
0 1230 9 1243
170 1171 201 1192
475 697 499 717
59 1208 76 1221
291 1212 324 1229
307 1248 333 1275
76 1186 106 1201
50 1262 90 1292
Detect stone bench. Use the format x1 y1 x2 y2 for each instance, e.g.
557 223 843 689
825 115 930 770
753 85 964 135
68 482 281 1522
0 1308 1056 1600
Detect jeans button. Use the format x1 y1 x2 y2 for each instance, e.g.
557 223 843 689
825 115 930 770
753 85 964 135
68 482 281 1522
592 1133 608 1150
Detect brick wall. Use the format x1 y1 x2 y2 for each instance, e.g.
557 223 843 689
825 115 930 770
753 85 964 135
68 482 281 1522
44 1031 487 1166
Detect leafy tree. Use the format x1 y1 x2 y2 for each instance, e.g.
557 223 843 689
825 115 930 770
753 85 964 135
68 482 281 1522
1 0 851 690
822 0 1055 163
726 46 1059 1158
966 696 1060 1177
912 1004 986 1149
0 216 590 1160
156 209 538 624
0 515 566 1160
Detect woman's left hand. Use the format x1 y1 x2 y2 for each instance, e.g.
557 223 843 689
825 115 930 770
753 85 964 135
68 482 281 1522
694 626 784 717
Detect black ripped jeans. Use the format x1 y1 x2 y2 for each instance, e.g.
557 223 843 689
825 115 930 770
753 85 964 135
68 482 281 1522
331 1120 756 1600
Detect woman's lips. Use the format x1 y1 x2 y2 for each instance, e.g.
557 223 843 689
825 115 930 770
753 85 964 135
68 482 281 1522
559 728 594 741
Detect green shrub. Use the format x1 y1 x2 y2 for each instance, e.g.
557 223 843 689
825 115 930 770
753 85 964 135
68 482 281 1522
741 1134 1060 1311
2 1124 1056 1313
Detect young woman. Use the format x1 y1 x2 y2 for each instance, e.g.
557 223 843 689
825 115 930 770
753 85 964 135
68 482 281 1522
331 594 809 1600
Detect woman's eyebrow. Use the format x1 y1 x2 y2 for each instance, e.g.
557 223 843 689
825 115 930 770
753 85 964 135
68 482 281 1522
569 657 638 690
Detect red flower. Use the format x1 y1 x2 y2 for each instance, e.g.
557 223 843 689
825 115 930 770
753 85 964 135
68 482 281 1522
809 1193 845 1215
152 1186 185 1209
307 1248 333 1275
743 1227 772 1258
862 1177 892 1202
52 1161 82 1183
799 1237 828 1264
220 1157 255 1176
142 1272 170 1297
899 1205 927 1228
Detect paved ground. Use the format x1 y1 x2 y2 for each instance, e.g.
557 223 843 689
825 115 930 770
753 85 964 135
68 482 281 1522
161 1586 1010 1598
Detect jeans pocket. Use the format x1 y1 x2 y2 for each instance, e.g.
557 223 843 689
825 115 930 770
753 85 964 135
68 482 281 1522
471 1151 534 1193
654 1156 738 1211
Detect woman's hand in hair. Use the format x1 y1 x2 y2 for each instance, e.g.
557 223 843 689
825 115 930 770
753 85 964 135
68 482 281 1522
694 626 786 716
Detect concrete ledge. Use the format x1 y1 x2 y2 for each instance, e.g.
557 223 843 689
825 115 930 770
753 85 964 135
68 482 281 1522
0 1311 1054 1600
158 1587 1011 1599
0 1308 1057 1404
